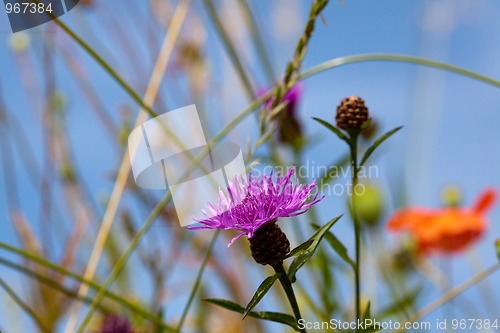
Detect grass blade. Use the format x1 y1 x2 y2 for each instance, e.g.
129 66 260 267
360 126 402 166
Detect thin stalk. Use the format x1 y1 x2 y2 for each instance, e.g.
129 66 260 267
37 21 500 327
0 277 51 333
349 133 361 330
175 230 220 332
237 0 275 83
51 17 157 118
272 263 306 333
203 0 256 100
0 244 175 331
396 263 500 332
67 1 191 331
300 54 500 88
74 91 272 333
74 191 172 333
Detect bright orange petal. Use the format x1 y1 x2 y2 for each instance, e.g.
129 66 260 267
387 208 432 231
473 188 497 214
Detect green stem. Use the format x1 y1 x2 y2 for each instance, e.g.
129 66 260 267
349 133 361 330
272 263 307 333
175 230 220 333
203 0 256 100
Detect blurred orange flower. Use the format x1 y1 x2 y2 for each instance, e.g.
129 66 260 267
387 189 497 254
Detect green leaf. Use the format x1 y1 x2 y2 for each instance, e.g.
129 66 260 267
205 298 244 313
363 301 372 319
312 225 355 271
204 298 299 330
360 126 403 166
312 117 349 143
288 215 343 282
360 302 383 332
248 311 299 331
243 274 279 319
286 239 314 258
496 239 500 262
360 303 382 332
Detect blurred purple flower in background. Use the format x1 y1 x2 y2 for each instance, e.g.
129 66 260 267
101 314 132 333
262 83 304 149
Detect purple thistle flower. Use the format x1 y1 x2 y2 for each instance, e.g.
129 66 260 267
189 167 323 247
101 314 132 333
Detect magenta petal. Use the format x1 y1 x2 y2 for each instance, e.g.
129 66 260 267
228 231 247 247
190 167 323 246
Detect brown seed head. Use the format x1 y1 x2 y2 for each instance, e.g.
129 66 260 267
335 96 370 132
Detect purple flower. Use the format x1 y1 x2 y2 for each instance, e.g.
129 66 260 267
101 314 132 333
260 83 304 148
189 167 323 246
261 83 302 116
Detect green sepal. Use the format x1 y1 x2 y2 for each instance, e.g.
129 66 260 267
313 225 355 270
312 117 349 143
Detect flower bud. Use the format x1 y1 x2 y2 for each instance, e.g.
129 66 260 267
249 222 290 266
357 182 384 227
262 84 304 149
336 96 370 133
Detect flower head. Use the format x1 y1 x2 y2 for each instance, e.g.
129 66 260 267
261 83 304 148
262 83 302 116
335 96 370 133
189 167 323 247
387 189 497 254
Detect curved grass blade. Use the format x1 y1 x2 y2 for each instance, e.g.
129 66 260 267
360 126 402 167
301 54 500 89
286 239 314 259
